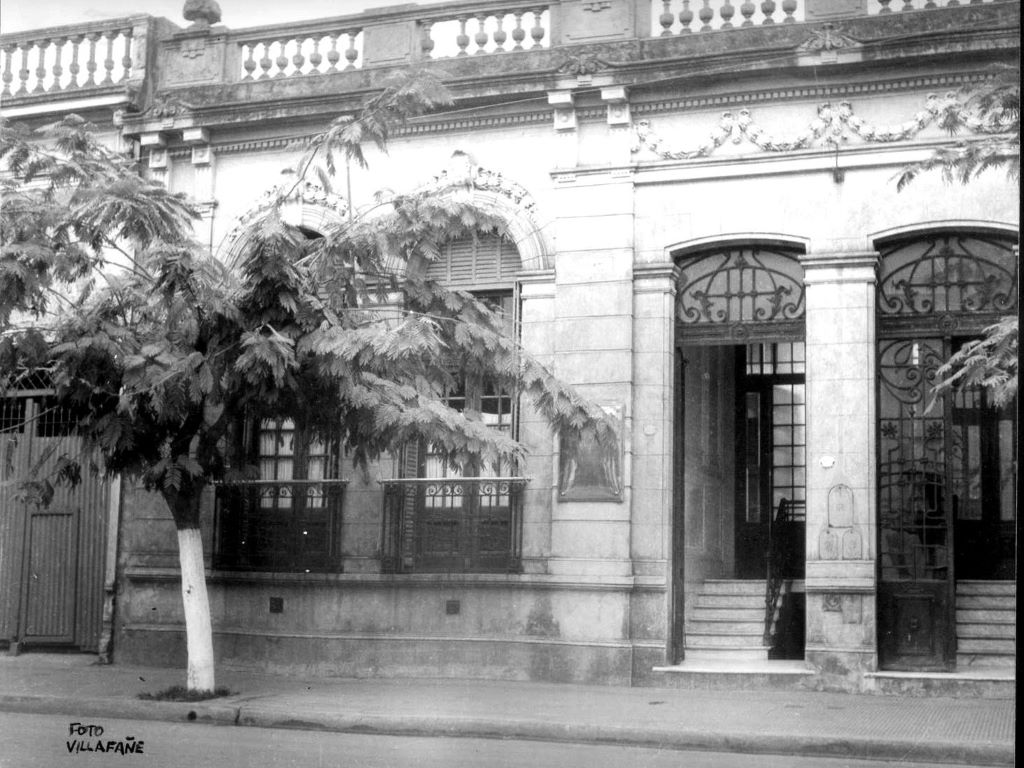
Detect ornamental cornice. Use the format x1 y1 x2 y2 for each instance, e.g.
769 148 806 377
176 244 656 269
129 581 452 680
632 91 1015 161
222 179 348 248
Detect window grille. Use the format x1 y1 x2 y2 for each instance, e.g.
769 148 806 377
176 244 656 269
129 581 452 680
214 419 345 573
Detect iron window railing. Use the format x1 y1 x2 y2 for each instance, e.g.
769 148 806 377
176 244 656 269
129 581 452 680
213 479 347 572
381 477 527 573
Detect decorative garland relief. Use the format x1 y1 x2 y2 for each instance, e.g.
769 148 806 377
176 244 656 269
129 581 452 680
631 92 1015 160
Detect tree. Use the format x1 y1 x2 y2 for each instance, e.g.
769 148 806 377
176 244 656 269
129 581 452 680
0 71 615 692
895 65 1020 408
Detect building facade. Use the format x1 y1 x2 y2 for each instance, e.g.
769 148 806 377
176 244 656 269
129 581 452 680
1 0 1017 694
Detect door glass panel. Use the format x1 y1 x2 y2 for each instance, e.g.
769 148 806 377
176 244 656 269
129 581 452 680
998 419 1016 520
744 391 761 524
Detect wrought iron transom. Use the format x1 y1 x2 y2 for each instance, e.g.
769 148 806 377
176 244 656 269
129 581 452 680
675 246 805 336
877 232 1018 319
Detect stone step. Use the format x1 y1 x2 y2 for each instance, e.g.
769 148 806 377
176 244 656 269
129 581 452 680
700 580 766 595
956 595 1016 610
957 653 1017 669
956 609 1016 624
686 620 765 635
697 594 765 609
957 622 1016 639
688 607 764 622
685 632 765 648
958 637 1016 654
684 646 769 662
956 581 1015 596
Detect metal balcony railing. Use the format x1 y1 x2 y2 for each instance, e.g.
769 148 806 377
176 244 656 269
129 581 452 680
213 479 347 573
381 477 527 573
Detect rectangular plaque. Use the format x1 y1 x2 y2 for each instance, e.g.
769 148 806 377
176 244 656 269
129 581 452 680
558 404 623 502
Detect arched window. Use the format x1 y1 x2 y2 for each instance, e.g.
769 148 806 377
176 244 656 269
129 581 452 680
875 229 1018 672
383 233 526 575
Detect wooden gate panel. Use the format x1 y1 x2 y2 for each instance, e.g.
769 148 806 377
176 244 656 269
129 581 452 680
21 509 78 643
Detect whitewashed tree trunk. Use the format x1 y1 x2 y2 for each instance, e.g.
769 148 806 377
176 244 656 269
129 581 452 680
177 527 215 692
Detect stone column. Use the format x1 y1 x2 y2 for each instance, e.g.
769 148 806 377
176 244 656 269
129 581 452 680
517 269 557 574
631 263 678 668
547 173 635 579
183 127 217 252
801 251 879 691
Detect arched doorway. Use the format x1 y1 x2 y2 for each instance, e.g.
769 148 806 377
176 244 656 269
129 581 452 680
671 241 807 662
875 229 1018 671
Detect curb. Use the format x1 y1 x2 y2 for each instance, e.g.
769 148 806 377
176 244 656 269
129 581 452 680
1 695 1014 767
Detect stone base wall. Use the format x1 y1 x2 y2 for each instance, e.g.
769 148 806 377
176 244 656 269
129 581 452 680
115 575 667 685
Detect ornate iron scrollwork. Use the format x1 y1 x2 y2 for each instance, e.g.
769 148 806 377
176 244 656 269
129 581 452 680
676 246 805 328
878 233 1017 318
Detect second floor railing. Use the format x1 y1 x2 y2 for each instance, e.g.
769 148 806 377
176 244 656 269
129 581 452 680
381 477 527 574
2 1 1010 99
213 479 347 573
0 16 150 99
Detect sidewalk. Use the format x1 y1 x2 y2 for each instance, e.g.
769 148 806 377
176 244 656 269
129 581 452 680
0 654 1015 765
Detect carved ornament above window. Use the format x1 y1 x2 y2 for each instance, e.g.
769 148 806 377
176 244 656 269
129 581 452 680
877 233 1018 319
675 246 805 332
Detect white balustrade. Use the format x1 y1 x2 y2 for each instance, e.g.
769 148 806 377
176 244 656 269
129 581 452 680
653 0 803 34
419 7 551 59
0 25 135 98
238 29 364 79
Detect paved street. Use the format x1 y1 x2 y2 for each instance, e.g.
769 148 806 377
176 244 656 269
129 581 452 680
0 712 990 768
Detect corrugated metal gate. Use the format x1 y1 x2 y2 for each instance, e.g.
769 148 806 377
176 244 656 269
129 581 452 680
0 394 111 652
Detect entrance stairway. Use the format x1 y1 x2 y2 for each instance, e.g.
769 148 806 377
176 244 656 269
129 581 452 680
684 580 772 661
956 581 1016 670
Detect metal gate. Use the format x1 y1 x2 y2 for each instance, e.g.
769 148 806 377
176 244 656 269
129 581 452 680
875 230 1018 671
0 394 110 652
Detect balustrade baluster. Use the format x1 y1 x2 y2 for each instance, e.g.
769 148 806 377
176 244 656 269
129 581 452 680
456 17 471 56
51 37 67 91
344 30 359 69
679 1 695 32
67 35 82 89
326 35 340 72
761 0 776 23
698 0 714 30
946 0 960 6
740 0 756 25
274 39 288 77
33 39 49 93
923 0 937 7
660 0 676 35
493 16 507 52
16 43 31 96
877 0 892 12
258 42 273 78
511 12 526 50
308 37 322 73
121 28 133 82
241 44 256 79
474 14 489 54
530 9 545 48
782 0 797 22
102 31 117 84
291 37 306 75
1 46 14 97
901 0 914 9
720 0 736 28
84 32 99 86
420 22 436 58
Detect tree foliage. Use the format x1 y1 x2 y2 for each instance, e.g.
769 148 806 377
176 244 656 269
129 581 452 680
931 316 1018 409
895 65 1019 191
895 65 1020 408
1 70 615 523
